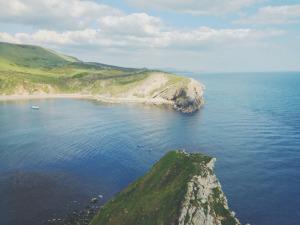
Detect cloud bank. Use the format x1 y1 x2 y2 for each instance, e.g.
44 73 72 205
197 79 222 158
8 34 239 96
0 0 121 30
0 0 297 71
0 0 283 52
126 0 258 15
236 4 300 25
0 26 282 51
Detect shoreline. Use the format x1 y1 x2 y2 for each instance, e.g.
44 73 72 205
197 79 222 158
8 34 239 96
0 94 96 101
0 94 174 106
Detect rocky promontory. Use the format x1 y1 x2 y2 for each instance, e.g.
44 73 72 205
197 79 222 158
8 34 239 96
99 72 205 113
90 151 242 225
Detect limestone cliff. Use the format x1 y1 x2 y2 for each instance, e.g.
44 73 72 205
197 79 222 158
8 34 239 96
111 72 205 113
178 158 241 225
90 151 242 225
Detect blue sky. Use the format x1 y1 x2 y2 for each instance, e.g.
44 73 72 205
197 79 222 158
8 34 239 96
0 0 300 72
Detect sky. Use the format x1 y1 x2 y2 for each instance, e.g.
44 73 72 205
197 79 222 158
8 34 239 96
0 0 300 72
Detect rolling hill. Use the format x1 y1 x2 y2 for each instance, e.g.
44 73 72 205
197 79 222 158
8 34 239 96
0 42 204 113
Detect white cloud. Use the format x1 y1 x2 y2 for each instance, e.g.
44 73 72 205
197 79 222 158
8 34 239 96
0 0 283 48
126 0 257 15
0 32 21 44
0 0 122 30
0 24 283 52
236 4 300 25
98 13 163 37
164 27 283 50
0 0 291 71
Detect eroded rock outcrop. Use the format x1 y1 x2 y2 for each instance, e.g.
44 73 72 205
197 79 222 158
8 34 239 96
90 151 242 225
172 78 204 113
178 157 241 225
132 72 205 113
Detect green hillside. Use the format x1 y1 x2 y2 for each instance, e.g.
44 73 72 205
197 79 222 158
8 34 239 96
0 42 204 113
0 42 78 68
90 151 240 225
0 42 146 94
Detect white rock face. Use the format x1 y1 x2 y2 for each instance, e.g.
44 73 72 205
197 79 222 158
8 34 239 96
124 72 169 98
172 78 205 113
178 158 242 225
100 72 205 113
149 75 205 113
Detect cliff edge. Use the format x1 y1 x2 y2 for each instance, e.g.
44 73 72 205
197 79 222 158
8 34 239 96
90 151 242 225
0 42 204 113
105 72 204 113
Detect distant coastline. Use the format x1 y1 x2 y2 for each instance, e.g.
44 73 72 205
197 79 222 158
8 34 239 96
0 94 175 106
0 94 93 101
0 42 204 113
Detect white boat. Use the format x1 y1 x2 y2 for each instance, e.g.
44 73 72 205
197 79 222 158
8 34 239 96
31 106 40 110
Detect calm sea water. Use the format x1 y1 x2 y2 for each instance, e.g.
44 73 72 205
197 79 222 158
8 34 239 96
0 72 299 225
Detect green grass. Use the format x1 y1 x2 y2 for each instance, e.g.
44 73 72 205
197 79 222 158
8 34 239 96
0 42 146 95
0 42 74 68
89 151 212 225
89 151 240 225
0 42 192 98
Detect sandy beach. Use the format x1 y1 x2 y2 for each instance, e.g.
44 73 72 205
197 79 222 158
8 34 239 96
0 94 174 106
0 94 95 101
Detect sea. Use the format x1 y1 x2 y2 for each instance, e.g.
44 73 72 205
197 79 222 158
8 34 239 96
0 72 299 225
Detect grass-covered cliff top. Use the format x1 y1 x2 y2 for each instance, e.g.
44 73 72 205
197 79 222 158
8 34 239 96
0 42 186 95
89 151 213 225
0 42 204 113
90 151 241 225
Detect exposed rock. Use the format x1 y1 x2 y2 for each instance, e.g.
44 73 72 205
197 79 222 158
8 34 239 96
178 157 241 225
147 74 205 113
90 151 243 225
96 74 205 113
172 78 204 113
98 195 103 199
90 198 98 204
45 199 102 225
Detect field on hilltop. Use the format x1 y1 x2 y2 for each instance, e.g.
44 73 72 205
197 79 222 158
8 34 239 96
0 42 204 113
0 42 188 95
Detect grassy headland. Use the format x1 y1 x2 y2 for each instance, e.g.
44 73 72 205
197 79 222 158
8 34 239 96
90 151 241 225
0 42 204 113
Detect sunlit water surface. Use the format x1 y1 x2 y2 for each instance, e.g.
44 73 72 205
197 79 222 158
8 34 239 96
0 72 299 225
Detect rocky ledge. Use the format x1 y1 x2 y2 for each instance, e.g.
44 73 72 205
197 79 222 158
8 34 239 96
115 72 205 113
163 78 204 113
90 151 243 225
178 156 241 225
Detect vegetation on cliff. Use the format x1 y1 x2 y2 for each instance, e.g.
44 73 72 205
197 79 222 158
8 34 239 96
0 41 143 94
0 42 204 112
90 151 241 225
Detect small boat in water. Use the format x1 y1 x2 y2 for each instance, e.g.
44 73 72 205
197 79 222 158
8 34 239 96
31 106 40 110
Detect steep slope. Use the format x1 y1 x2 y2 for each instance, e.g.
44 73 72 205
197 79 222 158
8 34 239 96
90 151 241 225
0 42 78 68
0 42 204 113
